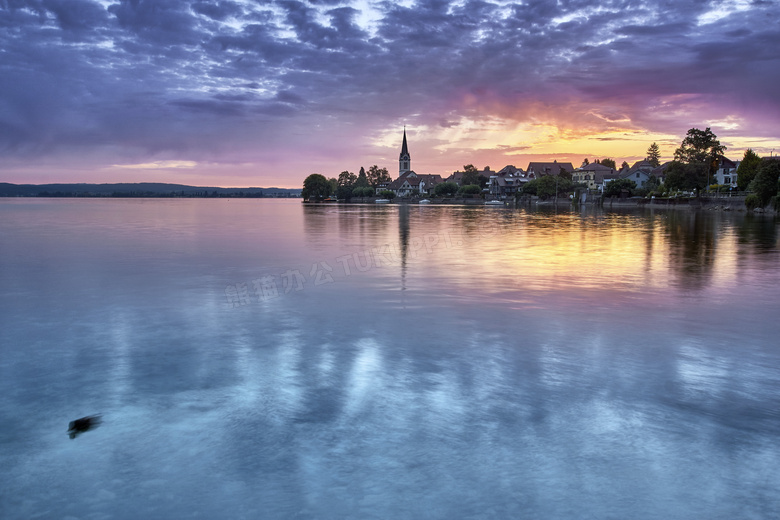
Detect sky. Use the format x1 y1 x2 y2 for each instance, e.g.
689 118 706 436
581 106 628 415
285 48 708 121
1 0 779 188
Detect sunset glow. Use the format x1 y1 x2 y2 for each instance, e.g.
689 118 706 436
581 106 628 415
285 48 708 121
1 0 778 188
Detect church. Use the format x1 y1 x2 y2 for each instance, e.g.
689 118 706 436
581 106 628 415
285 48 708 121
387 128 444 197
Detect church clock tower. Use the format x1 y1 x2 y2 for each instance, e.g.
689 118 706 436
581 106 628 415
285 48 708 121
399 127 411 175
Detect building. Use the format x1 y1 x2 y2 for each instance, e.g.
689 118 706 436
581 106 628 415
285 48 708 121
572 163 617 190
488 165 531 198
386 129 443 197
399 127 411 176
525 161 575 177
714 157 738 187
387 171 444 197
618 159 660 189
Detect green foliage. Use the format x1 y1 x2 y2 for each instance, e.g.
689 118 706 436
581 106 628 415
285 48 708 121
603 178 637 197
646 142 661 167
378 190 395 200
645 175 661 191
674 127 726 164
748 159 780 207
522 175 573 199
461 164 481 186
621 161 629 170
336 185 354 200
672 127 726 190
458 184 482 195
663 160 714 192
302 173 331 201
328 178 337 195
737 149 762 191
338 170 357 187
744 194 760 211
600 158 616 170
367 165 392 187
434 182 459 197
352 186 375 197
354 167 369 188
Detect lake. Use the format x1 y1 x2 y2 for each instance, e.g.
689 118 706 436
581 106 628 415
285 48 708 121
1 198 779 519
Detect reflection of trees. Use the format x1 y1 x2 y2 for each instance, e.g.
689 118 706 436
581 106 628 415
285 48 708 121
664 212 718 289
302 205 331 250
735 213 779 254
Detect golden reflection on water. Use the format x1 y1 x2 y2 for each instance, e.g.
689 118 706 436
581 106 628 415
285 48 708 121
310 204 780 310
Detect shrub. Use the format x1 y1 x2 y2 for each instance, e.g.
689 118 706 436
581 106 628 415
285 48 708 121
458 184 482 195
745 194 760 211
352 186 375 197
434 182 459 197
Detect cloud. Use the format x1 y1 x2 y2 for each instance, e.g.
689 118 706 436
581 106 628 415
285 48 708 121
112 160 198 170
0 0 778 185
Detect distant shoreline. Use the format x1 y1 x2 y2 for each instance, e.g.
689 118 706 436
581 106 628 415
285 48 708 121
0 182 301 198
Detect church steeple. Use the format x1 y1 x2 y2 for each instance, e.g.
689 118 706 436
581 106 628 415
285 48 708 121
399 127 411 175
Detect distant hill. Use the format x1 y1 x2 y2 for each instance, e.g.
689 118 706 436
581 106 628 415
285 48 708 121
0 182 301 198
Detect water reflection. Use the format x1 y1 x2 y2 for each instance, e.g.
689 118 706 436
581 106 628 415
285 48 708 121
1 200 779 520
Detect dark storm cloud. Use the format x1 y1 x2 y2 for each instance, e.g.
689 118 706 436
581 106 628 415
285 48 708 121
0 0 778 166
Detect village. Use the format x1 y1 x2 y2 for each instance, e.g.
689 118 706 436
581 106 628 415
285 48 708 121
302 127 779 210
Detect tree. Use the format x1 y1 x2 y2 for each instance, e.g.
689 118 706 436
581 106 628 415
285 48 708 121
461 164 480 186
748 159 780 207
522 175 573 199
582 158 590 166
338 170 357 187
355 167 369 188
557 167 572 181
352 186 375 197
621 161 629 170
367 165 391 187
675 127 725 164
663 161 699 192
673 127 726 191
327 177 338 195
378 190 395 200
737 149 762 191
600 158 616 170
603 178 637 198
434 182 459 197
336 185 354 200
301 173 331 201
647 142 661 167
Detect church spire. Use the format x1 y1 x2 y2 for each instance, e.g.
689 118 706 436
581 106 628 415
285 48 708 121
399 126 411 175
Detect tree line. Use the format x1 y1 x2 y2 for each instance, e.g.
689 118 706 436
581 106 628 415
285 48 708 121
302 165 395 201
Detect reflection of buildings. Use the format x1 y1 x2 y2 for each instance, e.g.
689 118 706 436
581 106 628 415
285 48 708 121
398 203 409 293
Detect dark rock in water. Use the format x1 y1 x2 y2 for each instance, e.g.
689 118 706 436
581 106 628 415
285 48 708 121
68 415 102 439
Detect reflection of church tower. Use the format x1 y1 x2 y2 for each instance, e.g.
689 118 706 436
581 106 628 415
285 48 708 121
399 127 411 175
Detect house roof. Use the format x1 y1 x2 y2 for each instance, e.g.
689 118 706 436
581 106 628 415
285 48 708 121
497 165 523 176
526 161 575 176
387 171 442 190
718 157 737 168
577 163 615 173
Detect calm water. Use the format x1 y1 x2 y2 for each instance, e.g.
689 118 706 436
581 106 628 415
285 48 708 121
1 198 779 519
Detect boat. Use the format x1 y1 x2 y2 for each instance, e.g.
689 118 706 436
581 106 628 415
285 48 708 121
485 200 504 206
375 198 390 204
418 199 431 204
